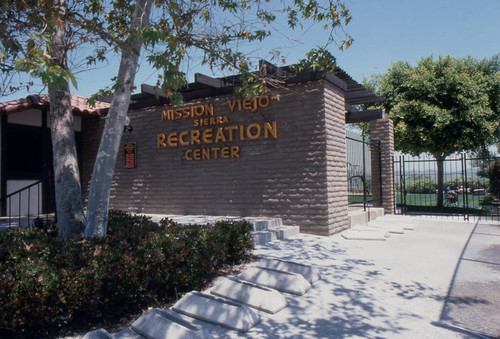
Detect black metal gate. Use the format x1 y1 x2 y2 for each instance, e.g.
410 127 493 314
394 154 500 222
346 130 381 211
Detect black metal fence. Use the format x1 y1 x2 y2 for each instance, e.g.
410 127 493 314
0 176 55 229
346 130 380 211
394 154 499 222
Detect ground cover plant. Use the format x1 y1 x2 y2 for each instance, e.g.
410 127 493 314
0 210 254 337
395 193 492 215
348 195 373 204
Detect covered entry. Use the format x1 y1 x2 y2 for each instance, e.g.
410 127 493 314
81 64 394 235
0 95 109 225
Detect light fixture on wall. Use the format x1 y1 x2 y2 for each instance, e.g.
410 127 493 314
124 116 133 132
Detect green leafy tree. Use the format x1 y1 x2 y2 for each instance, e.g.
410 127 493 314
1 0 87 236
1 0 353 237
369 55 499 206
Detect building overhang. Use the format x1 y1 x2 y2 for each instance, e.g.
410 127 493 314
0 94 110 116
130 61 384 123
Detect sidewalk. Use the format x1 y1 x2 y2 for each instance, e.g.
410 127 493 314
184 217 498 338
440 222 500 338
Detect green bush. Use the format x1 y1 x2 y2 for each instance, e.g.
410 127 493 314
0 211 254 336
404 178 437 194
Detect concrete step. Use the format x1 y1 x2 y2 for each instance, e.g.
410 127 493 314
257 258 320 284
253 230 278 245
348 207 385 227
245 217 283 231
81 258 321 338
210 277 288 314
131 308 212 339
253 225 300 245
171 291 260 332
236 266 311 295
366 221 409 233
277 225 301 238
342 213 419 240
145 214 298 246
341 228 388 241
113 327 145 338
83 328 146 339
370 217 416 230
82 329 114 339
378 214 415 221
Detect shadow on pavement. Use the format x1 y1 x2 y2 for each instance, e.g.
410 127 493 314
228 235 451 338
439 220 500 338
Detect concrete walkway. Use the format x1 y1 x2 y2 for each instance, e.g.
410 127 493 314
439 221 500 337
83 216 499 338
178 216 498 338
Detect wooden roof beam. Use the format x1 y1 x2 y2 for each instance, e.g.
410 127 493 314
345 109 384 123
345 103 359 113
141 84 168 98
194 73 227 88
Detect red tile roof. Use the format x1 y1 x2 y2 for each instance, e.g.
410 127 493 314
0 94 110 115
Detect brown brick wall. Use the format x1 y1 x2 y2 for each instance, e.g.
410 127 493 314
81 79 349 235
370 140 382 208
370 118 395 214
324 81 349 235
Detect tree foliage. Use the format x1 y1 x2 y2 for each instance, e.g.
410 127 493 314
1 0 353 99
372 55 498 158
367 54 499 206
1 0 353 237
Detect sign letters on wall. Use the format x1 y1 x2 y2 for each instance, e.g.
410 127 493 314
157 95 278 161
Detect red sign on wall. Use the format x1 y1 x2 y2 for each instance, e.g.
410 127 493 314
124 142 136 168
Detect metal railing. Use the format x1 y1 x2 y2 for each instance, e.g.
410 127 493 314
346 130 379 211
394 154 499 222
0 176 54 229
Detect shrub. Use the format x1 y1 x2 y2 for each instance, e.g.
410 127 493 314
404 177 437 194
0 211 254 336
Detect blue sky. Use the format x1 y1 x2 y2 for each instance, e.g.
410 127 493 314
3 0 500 101
334 0 500 80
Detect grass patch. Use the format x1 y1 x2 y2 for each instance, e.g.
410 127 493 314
348 195 373 204
395 193 488 208
399 204 489 215
396 193 491 215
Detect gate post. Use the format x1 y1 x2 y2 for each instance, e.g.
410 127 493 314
370 118 395 214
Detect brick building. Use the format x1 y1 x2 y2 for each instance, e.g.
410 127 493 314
0 95 109 218
1 66 394 235
81 66 393 236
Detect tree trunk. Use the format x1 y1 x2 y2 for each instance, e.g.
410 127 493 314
49 0 86 237
434 153 446 208
85 0 153 238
